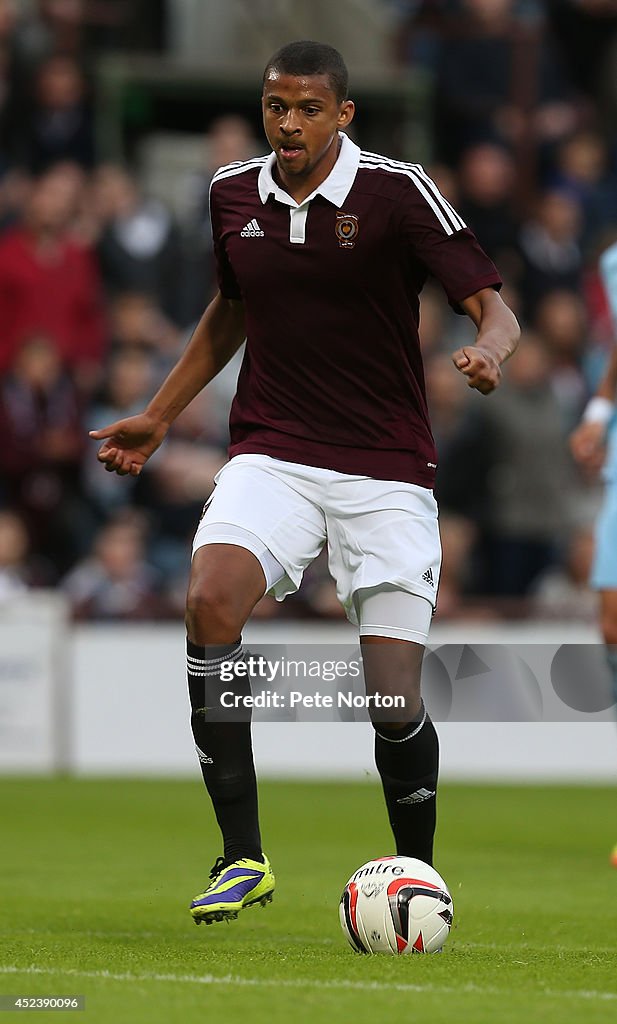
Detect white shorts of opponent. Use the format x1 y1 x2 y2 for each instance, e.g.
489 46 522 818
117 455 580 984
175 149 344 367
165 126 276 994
192 455 441 644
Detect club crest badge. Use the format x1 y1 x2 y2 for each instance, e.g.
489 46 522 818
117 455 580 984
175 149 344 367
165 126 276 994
335 212 359 249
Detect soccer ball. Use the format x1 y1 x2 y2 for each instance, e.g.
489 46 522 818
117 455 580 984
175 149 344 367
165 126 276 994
339 856 453 954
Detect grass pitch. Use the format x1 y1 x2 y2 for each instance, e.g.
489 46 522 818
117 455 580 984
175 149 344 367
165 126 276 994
1 778 616 1024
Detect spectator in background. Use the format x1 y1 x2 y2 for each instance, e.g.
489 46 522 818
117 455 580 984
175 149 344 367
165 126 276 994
0 167 31 233
547 0 617 100
205 115 260 175
426 352 496 527
0 508 52 598
21 55 95 172
518 189 583 316
9 2 88 148
14 0 86 65
94 163 184 325
182 116 261 324
550 130 617 250
457 142 520 273
14 0 161 60
432 513 496 620
0 334 87 577
482 331 579 598
533 289 589 430
83 347 155 522
187 116 261 235
0 166 107 387
425 161 459 207
61 511 168 620
0 0 18 160
531 525 597 621
136 390 226 581
418 284 450 358
434 0 579 165
106 291 182 380
44 158 98 244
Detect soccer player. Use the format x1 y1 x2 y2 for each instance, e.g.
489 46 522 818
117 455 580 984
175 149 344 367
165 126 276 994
570 240 617 864
90 41 520 923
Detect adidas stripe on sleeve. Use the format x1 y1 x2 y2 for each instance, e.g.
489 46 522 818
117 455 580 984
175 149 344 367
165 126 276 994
359 153 465 236
361 154 501 310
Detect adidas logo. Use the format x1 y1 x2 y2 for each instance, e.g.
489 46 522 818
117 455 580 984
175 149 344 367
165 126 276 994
422 568 434 586
240 218 265 238
397 787 435 805
195 745 214 765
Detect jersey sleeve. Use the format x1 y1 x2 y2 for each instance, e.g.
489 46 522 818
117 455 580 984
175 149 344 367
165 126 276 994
209 179 242 301
396 167 502 312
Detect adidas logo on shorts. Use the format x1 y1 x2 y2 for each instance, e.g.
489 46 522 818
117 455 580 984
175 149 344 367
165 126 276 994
240 218 265 238
422 568 434 586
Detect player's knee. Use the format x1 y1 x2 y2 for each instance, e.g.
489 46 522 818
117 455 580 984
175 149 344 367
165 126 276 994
185 582 242 644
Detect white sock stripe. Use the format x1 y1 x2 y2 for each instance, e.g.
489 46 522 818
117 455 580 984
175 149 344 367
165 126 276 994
187 658 242 672
187 662 243 675
187 664 239 675
187 645 243 666
186 646 245 677
376 705 427 743
187 666 235 677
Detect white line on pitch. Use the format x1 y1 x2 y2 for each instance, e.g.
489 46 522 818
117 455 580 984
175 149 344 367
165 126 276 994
0 965 615 1002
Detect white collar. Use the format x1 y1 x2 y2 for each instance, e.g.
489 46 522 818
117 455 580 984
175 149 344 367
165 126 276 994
257 132 361 208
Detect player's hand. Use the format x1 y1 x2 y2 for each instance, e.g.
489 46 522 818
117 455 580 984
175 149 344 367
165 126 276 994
89 413 169 476
570 420 606 473
452 346 501 395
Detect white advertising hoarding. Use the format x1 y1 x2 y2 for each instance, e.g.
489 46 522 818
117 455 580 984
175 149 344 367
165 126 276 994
0 593 69 772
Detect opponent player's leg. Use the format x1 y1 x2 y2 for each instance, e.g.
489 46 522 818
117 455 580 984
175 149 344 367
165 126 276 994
599 589 617 707
185 542 278 923
591 486 617 706
588 485 617 864
598 588 617 868
358 589 439 866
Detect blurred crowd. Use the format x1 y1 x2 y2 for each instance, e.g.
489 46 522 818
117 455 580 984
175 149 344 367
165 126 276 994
1 0 617 623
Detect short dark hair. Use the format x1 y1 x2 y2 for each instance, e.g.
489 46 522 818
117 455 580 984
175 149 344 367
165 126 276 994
263 40 349 104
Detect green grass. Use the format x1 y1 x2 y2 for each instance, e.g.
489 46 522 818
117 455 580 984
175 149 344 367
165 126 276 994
0 779 616 1023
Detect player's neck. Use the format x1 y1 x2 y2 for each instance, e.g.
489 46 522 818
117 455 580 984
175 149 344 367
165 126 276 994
274 136 341 205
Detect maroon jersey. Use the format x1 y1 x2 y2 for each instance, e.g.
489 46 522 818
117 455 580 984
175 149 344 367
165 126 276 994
209 134 501 487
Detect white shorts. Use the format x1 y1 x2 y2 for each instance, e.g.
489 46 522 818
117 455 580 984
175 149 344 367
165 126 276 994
192 454 441 627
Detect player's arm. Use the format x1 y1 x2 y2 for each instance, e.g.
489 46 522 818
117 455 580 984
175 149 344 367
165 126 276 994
452 288 520 395
90 292 245 476
570 345 617 470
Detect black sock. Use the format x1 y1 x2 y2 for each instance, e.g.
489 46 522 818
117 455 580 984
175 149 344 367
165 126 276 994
374 702 439 864
187 638 262 863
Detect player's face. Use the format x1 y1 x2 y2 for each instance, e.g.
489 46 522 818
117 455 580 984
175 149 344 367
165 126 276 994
262 72 354 195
